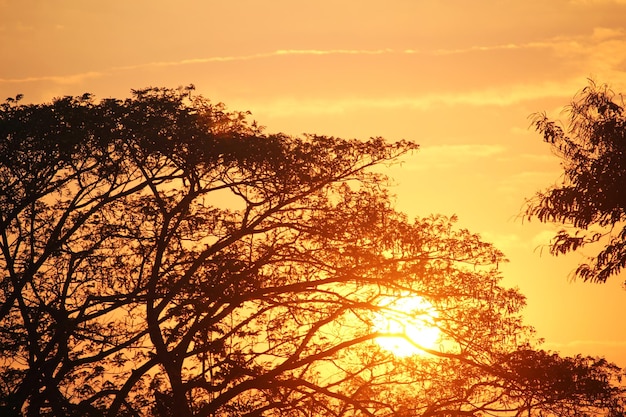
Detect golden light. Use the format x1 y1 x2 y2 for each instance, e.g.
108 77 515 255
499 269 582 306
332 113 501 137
373 295 440 357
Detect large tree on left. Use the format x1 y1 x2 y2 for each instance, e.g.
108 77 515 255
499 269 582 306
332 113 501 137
0 87 623 417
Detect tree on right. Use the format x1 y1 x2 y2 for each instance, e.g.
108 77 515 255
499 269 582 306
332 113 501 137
526 80 626 283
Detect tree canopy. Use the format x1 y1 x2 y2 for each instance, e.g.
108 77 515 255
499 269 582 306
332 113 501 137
526 81 626 283
1 86 624 417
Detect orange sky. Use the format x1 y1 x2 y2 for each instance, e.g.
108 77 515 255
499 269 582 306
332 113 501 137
2 0 626 364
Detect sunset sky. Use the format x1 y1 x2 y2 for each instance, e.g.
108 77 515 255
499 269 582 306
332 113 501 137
2 0 626 365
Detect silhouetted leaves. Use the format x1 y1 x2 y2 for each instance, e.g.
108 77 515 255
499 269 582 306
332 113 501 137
0 88 623 417
527 80 626 283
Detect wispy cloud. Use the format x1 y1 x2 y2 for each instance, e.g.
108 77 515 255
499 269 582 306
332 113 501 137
0 41 581 87
0 71 104 85
244 78 588 117
439 28 624 55
432 30 626 83
116 48 395 70
432 41 553 56
3 35 623 110
0 49 397 84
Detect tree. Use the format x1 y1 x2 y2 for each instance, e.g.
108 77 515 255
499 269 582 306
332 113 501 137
0 86 623 417
526 81 626 283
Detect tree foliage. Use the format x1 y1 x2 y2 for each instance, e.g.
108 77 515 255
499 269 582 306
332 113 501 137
0 86 623 417
526 81 626 283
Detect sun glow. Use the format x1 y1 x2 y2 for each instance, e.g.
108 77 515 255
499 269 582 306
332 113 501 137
373 295 440 357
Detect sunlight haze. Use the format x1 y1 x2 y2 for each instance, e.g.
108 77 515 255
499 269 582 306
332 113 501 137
373 295 441 357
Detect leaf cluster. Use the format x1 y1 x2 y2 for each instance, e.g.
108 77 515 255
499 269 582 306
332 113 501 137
526 80 626 282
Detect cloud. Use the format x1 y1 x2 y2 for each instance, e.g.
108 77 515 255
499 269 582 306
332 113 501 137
0 49 395 85
0 71 104 85
242 78 587 118
434 30 626 85
109 49 396 71
432 41 554 56
2 32 622 87
0 45 578 90
3 36 623 111
591 27 626 41
275 48 393 56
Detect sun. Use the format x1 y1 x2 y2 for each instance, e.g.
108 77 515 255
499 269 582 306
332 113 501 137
372 295 440 357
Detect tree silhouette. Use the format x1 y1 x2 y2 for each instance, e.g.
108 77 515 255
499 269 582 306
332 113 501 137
526 81 626 283
1 87 623 416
